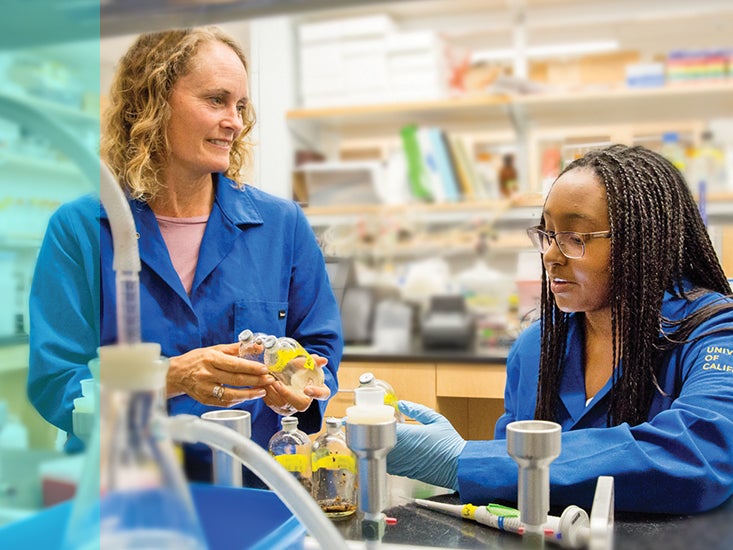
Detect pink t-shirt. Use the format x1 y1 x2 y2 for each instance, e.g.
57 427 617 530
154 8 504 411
155 214 209 294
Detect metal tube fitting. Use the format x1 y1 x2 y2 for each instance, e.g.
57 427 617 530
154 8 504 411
201 409 251 487
506 420 561 532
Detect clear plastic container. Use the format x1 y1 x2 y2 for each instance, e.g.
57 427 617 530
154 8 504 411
311 417 357 518
358 372 405 422
268 416 313 493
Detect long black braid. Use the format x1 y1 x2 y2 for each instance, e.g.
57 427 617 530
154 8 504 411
534 144 732 427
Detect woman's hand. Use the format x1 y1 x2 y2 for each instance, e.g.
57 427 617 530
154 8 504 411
263 354 331 416
167 342 274 407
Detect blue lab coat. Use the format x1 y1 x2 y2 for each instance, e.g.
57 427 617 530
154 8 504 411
457 288 733 513
28 174 343 478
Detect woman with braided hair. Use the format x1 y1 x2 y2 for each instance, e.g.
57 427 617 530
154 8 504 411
387 144 733 513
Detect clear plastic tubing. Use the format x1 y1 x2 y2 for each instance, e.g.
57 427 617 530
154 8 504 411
100 162 142 344
166 414 347 550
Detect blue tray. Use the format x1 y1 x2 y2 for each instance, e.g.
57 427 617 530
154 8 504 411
0 484 305 550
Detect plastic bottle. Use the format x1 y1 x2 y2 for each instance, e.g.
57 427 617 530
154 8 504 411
311 417 357 518
264 336 324 400
0 413 28 450
690 129 728 192
268 416 313 493
659 132 688 178
358 372 404 422
62 344 207 550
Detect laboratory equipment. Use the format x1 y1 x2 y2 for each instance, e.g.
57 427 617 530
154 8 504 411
268 416 313 493
346 386 397 541
415 475 614 550
358 372 405 422
420 294 474 350
312 417 357 518
414 499 589 547
200 409 251 488
506 420 561 543
62 344 208 550
167 414 346 549
264 335 325 401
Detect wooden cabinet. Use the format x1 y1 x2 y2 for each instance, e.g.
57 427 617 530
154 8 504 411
325 359 507 441
325 361 437 419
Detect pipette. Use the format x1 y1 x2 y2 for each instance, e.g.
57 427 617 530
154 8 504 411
414 499 591 548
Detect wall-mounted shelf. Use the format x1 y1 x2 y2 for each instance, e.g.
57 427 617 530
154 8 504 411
305 197 518 227
287 82 733 132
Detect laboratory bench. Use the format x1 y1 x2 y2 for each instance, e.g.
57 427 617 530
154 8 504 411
332 490 733 549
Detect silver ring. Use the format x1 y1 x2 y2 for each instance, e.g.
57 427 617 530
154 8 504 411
212 384 225 401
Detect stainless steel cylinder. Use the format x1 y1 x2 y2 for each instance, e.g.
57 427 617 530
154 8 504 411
506 420 561 531
345 420 396 520
201 409 252 487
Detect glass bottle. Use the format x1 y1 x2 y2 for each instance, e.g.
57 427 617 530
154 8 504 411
264 336 324 399
237 329 275 362
498 153 518 198
61 344 208 550
268 416 313 493
311 417 357 519
358 372 405 422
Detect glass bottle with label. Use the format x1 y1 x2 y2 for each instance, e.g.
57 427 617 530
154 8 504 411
237 329 275 362
312 417 357 519
264 336 325 399
268 416 313 493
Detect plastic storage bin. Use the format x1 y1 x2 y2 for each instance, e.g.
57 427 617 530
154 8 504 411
0 484 305 550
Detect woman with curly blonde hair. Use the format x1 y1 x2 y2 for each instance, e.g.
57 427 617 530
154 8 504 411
29 27 343 484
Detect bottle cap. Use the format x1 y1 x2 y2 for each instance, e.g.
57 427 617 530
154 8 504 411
237 329 253 342
282 416 299 430
358 372 375 386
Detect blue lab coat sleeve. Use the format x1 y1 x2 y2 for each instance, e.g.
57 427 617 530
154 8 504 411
457 291 733 514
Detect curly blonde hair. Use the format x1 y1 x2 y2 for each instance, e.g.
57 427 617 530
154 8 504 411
101 27 256 201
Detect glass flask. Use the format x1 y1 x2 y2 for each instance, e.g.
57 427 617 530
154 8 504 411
264 336 324 400
61 344 208 550
268 416 313 493
311 417 357 519
358 372 405 422
237 329 275 362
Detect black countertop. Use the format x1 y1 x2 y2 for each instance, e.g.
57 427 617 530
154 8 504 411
333 492 733 549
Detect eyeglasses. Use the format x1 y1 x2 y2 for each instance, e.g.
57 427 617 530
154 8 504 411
526 225 612 259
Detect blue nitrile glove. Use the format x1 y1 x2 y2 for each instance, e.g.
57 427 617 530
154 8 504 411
387 400 466 491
